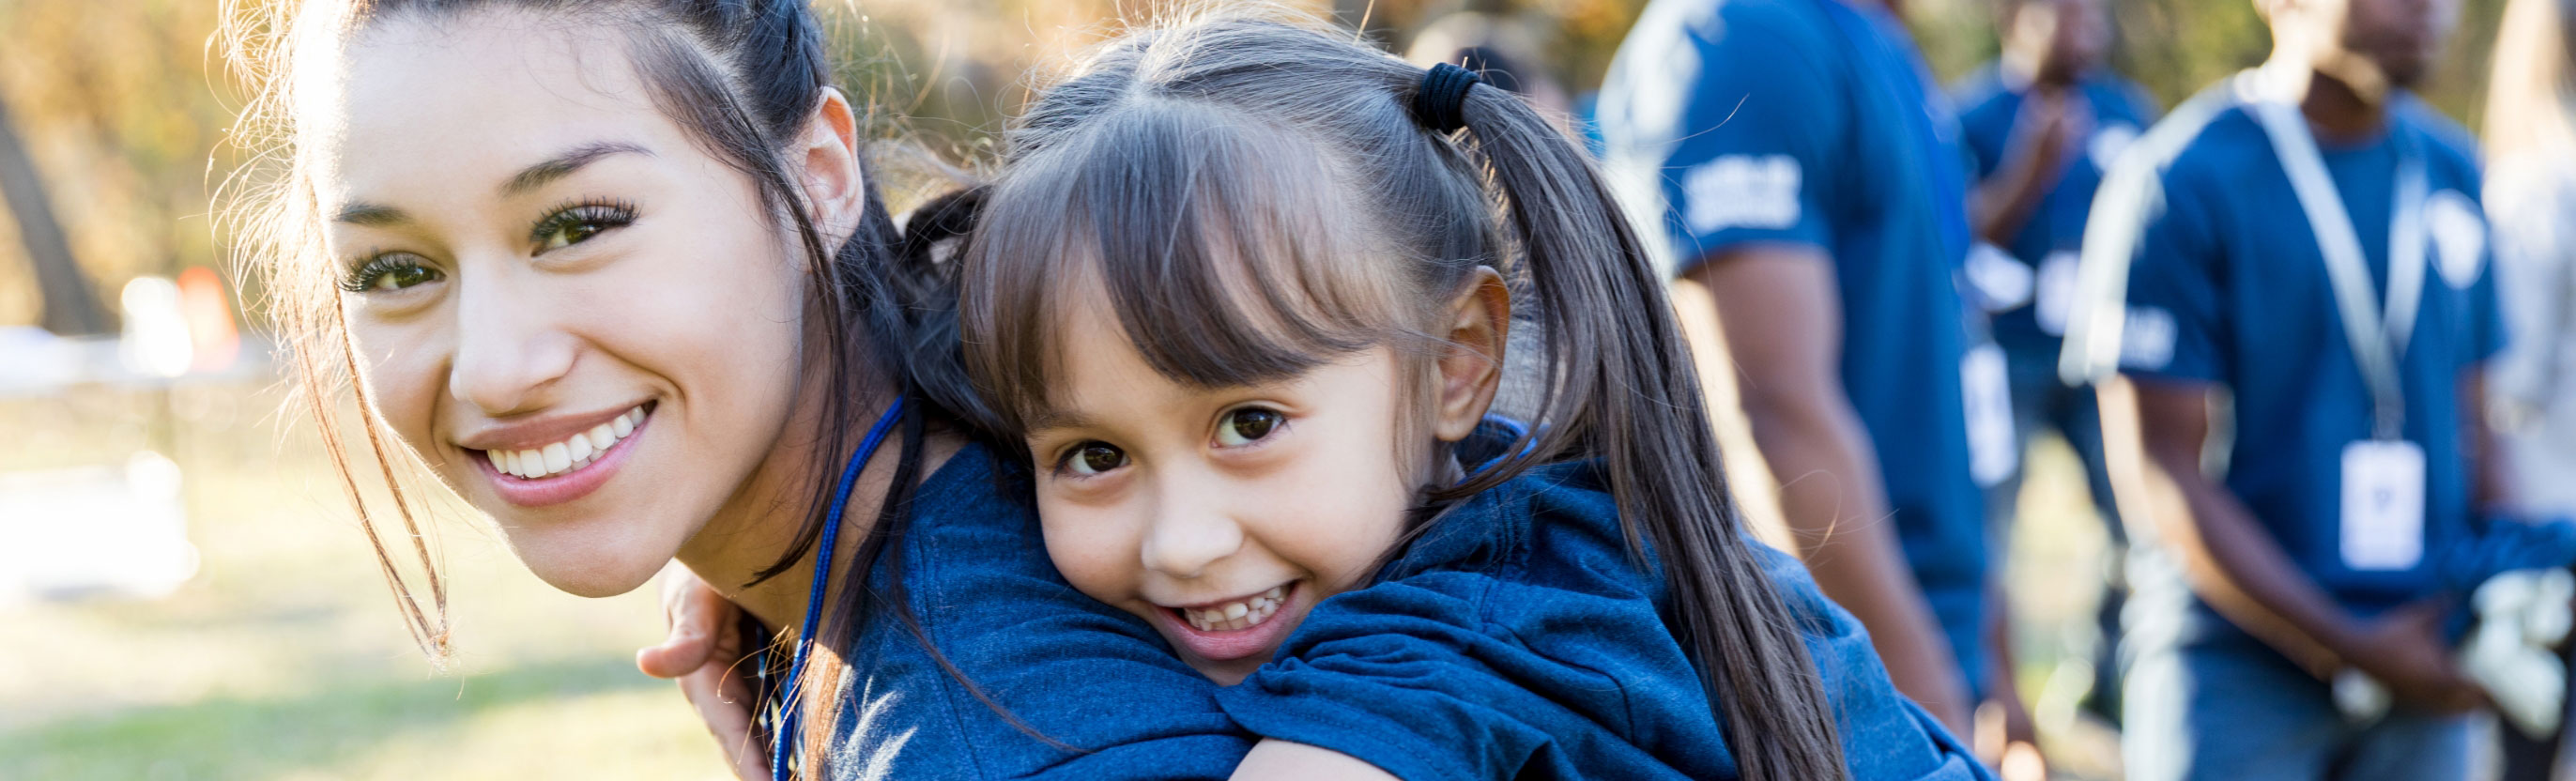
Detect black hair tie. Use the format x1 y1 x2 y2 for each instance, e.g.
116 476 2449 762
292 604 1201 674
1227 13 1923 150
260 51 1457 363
1411 62 1480 133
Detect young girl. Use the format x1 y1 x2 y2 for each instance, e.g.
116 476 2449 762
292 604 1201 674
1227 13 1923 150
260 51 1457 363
954 9 1989 780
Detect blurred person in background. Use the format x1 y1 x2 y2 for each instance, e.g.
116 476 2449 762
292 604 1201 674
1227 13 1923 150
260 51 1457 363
1598 0 1995 745
1951 0 2157 745
1404 5 1576 121
2065 0 2534 775
2481 0 2576 775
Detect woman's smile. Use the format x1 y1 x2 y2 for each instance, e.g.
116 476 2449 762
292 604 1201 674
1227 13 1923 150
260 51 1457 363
457 401 656 507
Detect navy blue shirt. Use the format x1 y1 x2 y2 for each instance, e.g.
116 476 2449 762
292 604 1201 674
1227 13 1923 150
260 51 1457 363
821 443 1253 778
1599 0 1990 694
2089 87 2508 623
1953 67 2158 353
1217 460 1992 780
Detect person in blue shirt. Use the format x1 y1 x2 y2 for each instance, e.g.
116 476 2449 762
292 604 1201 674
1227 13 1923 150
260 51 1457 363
1950 0 2157 733
229 1 1260 779
1599 0 1993 738
944 11 1988 779
2060 0 2532 775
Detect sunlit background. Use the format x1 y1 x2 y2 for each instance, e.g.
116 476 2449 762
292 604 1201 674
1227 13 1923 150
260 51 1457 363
0 0 2522 778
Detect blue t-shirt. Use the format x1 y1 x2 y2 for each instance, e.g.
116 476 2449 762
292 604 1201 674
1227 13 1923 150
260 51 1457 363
1598 0 1990 695
2095 88 2509 621
1217 459 1993 781
819 443 1253 778
1953 67 2158 354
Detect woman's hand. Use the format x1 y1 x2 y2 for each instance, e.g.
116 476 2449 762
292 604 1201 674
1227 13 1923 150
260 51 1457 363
637 567 771 781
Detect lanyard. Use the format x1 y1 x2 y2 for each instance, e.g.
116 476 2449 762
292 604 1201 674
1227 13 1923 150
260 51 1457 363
773 397 907 780
2240 70 2427 441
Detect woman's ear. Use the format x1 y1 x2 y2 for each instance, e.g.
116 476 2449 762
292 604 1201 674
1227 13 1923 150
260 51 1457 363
1432 267 1512 443
795 86 866 250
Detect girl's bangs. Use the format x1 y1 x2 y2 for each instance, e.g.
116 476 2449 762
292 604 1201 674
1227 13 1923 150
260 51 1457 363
966 100 1417 429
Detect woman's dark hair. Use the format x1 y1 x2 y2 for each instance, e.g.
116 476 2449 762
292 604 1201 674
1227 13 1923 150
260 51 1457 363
221 0 992 774
957 7 1847 779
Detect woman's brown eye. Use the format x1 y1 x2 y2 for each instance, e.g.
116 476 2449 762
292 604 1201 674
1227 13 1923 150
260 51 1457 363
1217 409 1281 446
1066 443 1127 476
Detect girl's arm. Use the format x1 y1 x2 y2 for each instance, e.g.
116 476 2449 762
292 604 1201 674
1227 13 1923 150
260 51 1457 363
1230 740 1400 781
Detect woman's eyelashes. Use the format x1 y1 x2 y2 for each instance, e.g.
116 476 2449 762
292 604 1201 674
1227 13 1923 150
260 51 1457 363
529 199 637 253
338 199 638 297
341 252 442 295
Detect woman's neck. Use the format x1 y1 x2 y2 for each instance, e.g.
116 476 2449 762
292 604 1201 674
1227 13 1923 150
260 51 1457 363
671 375 908 633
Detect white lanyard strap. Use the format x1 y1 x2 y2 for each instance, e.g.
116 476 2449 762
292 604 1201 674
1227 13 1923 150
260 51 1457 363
2245 82 2427 440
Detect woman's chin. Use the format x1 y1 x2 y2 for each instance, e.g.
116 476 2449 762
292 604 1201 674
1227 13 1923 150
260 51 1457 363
529 562 661 598
493 521 683 598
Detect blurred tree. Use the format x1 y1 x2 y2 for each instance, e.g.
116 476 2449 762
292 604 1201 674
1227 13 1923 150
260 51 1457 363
0 89 109 335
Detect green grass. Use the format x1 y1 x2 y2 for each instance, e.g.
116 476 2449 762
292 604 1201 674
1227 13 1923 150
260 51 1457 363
0 381 732 780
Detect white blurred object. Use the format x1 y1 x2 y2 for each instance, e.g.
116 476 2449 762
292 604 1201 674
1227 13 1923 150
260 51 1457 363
0 452 198 606
2334 668 2391 725
118 276 192 379
2464 568 2575 739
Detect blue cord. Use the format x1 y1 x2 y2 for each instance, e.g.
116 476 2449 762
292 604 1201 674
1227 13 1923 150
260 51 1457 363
772 397 907 780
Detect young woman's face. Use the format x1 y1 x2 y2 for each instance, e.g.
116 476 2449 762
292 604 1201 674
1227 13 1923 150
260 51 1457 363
309 13 810 597
1024 286 1424 684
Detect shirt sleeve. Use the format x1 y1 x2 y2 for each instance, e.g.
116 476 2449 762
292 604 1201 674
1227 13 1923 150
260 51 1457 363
2111 162 2231 383
1655 16 1848 269
904 487 1253 781
1213 574 1584 781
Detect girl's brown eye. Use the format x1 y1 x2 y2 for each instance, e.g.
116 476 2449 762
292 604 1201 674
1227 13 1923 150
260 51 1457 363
1216 408 1281 447
1065 442 1127 477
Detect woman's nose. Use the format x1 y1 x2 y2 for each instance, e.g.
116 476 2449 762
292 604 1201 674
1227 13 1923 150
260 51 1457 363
1138 484 1247 580
446 268 578 415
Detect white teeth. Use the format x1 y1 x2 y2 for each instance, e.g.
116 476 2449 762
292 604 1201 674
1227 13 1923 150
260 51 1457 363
488 405 649 480
1181 589 1289 632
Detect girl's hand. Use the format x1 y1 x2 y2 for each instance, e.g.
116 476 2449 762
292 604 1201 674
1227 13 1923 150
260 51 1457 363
637 568 771 781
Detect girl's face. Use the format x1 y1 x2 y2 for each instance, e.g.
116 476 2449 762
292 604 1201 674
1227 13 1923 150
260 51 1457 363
1024 287 1427 684
309 13 814 597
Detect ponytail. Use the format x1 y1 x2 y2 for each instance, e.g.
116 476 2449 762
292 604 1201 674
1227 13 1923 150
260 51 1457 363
1429 67 1850 781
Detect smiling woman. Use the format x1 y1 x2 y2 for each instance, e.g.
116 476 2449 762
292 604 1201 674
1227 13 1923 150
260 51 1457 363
211 1 1280 778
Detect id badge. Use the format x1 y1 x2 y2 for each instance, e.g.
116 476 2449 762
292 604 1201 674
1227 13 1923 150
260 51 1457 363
1962 343 2018 487
2035 251 2079 336
2340 439 2427 571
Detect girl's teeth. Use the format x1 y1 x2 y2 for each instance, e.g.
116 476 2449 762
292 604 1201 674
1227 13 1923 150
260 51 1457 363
491 405 648 480
1183 589 1290 632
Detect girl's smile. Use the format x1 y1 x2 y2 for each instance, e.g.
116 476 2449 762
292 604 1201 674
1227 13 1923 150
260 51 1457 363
1149 580 1307 663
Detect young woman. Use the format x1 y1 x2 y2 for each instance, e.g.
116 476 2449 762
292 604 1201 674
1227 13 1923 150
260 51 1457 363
222 1 1259 777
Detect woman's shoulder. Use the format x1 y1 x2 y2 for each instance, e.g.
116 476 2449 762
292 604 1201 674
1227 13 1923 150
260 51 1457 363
830 437 1252 781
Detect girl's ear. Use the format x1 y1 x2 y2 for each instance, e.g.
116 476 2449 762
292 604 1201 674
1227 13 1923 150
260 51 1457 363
795 86 866 252
1432 267 1512 443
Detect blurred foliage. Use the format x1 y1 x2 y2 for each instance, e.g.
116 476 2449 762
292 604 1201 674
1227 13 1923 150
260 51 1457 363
0 0 2518 329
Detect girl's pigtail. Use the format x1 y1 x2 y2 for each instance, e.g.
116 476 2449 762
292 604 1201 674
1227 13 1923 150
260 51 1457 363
1441 76 1851 781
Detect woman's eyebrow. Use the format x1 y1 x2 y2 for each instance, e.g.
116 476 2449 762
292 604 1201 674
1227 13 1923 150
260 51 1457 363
498 141 653 197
